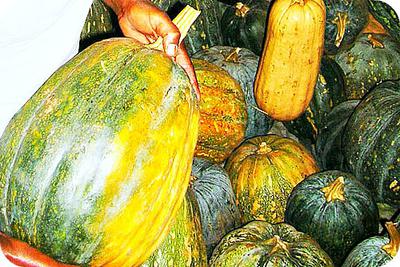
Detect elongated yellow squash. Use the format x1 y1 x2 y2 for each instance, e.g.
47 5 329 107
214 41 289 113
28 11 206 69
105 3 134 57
254 0 326 121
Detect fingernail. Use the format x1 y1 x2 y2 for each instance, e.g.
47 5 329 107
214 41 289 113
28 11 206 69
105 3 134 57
166 44 178 57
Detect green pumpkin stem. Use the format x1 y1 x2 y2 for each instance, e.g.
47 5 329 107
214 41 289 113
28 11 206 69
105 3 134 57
264 235 290 255
332 12 349 48
235 2 250 18
321 176 345 202
147 5 200 50
382 222 400 258
367 34 385 49
225 48 241 63
258 142 273 154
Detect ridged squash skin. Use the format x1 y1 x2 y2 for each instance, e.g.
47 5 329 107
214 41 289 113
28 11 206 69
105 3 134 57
285 171 380 266
0 38 199 266
193 46 273 139
343 80 400 208
209 221 334 267
142 192 207 267
254 0 326 121
335 33 400 100
190 157 242 258
193 59 247 163
225 135 319 224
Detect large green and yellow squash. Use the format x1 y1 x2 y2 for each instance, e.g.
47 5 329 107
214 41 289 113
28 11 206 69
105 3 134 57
0 38 199 266
285 170 380 266
209 220 334 267
193 46 273 139
335 32 400 100
190 157 242 258
342 222 400 267
225 135 319 224
343 80 400 208
142 191 207 267
220 1 272 56
254 0 326 121
193 59 247 163
324 0 369 54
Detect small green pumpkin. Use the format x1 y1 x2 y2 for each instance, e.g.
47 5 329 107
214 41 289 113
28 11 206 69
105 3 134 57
342 222 400 267
343 80 400 208
190 157 242 258
193 46 273 139
315 100 360 171
324 0 369 54
220 1 272 55
209 220 334 267
225 135 319 224
285 170 380 266
335 33 400 100
368 0 400 43
142 191 207 267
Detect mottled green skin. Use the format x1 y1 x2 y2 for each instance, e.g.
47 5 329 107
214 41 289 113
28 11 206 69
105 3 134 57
152 0 223 55
193 46 273 139
368 0 400 43
209 221 334 267
80 0 120 50
0 38 195 265
142 191 207 267
220 0 272 56
324 0 369 55
285 170 380 266
284 56 347 151
343 80 400 208
342 236 393 267
190 157 242 259
335 33 400 100
315 100 360 171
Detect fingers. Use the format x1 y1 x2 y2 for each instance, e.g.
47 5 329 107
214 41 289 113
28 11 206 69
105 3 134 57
175 43 200 100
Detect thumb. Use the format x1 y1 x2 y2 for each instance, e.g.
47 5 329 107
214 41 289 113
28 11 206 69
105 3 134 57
154 13 181 58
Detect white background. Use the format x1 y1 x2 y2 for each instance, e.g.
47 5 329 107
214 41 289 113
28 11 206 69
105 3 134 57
0 0 400 266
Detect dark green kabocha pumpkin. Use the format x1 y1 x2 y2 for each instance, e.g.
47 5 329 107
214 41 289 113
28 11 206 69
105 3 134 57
284 56 347 150
220 0 272 56
343 80 400 208
80 0 120 50
368 0 400 43
142 191 207 267
209 220 334 267
285 170 380 266
193 46 273 138
152 0 224 54
324 0 369 54
190 157 242 259
335 32 400 100
315 100 360 171
342 222 400 267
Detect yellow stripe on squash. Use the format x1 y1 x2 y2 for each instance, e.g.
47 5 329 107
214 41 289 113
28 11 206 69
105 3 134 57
254 0 326 121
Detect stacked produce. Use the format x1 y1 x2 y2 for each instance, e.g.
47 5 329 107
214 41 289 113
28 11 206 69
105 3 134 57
0 0 399 266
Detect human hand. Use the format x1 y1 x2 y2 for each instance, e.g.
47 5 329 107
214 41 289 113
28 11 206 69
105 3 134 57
104 0 200 99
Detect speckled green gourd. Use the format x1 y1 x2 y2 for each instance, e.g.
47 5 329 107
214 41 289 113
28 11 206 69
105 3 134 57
190 157 242 259
142 191 207 267
324 0 369 54
342 222 400 267
343 80 400 208
209 220 334 267
285 171 380 266
316 100 360 171
335 33 400 100
368 0 400 43
193 46 273 139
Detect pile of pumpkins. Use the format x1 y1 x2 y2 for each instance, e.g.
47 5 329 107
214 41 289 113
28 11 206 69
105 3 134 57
0 0 399 266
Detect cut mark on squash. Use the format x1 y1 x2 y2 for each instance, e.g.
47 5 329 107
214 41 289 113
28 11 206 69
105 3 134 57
321 176 345 202
333 12 349 48
382 222 400 258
